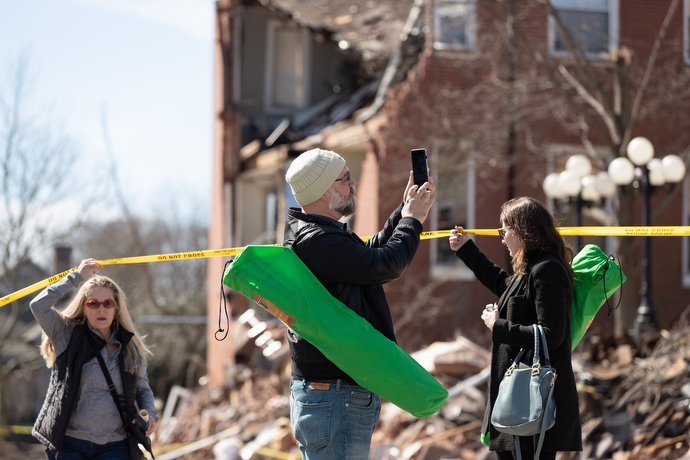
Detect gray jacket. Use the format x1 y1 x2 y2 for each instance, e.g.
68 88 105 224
30 272 156 454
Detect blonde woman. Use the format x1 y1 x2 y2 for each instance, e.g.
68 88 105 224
30 258 157 460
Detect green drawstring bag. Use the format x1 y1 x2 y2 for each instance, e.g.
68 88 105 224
223 245 448 418
570 244 625 350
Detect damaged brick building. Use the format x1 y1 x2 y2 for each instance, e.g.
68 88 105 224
205 0 690 389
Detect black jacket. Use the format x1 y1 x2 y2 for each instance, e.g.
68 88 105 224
32 324 141 458
283 203 422 381
456 240 582 453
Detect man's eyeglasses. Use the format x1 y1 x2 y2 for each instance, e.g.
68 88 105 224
497 227 510 239
334 171 351 185
84 299 117 309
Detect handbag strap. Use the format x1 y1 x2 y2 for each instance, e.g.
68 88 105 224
508 324 551 372
85 332 131 429
536 324 551 366
530 324 540 367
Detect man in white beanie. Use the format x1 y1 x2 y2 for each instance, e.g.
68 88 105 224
284 148 436 460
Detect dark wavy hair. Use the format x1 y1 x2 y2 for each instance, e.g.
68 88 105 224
500 197 575 283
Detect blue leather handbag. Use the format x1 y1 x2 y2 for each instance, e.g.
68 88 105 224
491 324 557 460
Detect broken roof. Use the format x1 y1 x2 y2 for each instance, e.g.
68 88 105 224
260 0 417 70
242 0 425 156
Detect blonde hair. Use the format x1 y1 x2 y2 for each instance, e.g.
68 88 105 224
40 275 151 373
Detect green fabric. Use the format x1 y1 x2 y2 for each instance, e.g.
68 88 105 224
223 245 448 418
571 244 626 350
481 431 490 446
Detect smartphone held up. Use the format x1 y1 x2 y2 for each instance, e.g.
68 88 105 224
411 148 429 187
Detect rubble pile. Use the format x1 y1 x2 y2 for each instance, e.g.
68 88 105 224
576 326 690 459
153 368 299 460
150 326 690 460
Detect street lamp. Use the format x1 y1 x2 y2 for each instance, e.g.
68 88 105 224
542 154 617 250
606 137 686 337
543 140 686 337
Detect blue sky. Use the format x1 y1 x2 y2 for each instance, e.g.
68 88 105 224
1 0 216 221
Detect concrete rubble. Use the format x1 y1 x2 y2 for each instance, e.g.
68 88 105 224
145 313 690 460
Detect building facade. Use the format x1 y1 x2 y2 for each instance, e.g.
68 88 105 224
206 0 690 388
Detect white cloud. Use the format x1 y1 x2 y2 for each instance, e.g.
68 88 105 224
72 0 216 41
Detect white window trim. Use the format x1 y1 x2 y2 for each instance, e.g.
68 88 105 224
430 153 476 281
682 0 690 65
264 20 312 114
548 0 619 58
682 176 690 287
433 0 477 51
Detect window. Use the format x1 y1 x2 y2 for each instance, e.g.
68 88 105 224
433 0 477 51
683 0 690 65
430 143 475 280
264 21 311 112
238 173 280 246
549 0 618 57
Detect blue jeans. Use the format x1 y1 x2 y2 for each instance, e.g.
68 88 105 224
290 379 381 460
45 436 128 460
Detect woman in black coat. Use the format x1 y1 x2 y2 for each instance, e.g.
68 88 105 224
450 197 582 460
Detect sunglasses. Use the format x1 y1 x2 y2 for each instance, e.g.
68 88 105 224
497 227 510 239
83 299 117 309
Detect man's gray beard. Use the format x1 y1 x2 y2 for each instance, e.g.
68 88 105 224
329 187 357 216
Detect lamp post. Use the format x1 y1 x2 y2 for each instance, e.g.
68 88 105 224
543 139 686 337
542 154 617 251
607 137 686 336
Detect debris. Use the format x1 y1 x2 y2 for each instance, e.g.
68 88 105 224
146 326 690 459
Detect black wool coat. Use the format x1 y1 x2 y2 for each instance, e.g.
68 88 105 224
456 241 583 453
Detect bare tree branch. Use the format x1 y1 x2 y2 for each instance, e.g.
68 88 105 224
622 0 681 153
558 64 620 144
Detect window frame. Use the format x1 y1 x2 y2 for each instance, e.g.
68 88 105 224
548 0 619 58
429 144 476 281
682 0 690 65
432 0 477 52
264 20 312 114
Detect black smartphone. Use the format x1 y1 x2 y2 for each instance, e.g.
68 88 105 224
411 148 429 187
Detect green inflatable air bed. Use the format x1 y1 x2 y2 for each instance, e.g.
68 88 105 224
223 245 448 418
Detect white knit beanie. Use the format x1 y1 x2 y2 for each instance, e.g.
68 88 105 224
286 149 346 206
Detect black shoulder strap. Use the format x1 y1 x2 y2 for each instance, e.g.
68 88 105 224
85 332 131 428
86 333 155 459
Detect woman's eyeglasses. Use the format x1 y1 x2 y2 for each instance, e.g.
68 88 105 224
497 227 510 239
83 299 117 309
334 171 351 184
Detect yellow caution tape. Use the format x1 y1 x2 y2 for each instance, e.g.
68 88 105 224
421 226 690 239
0 245 280 308
2 226 689 308
0 425 33 435
556 226 690 236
